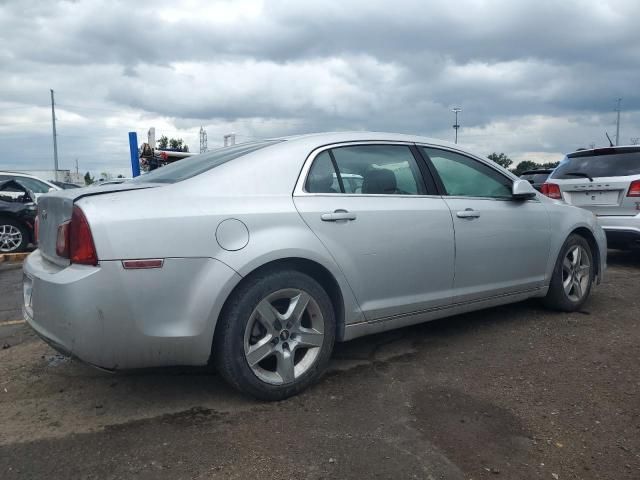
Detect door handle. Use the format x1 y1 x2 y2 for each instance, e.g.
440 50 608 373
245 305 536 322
456 209 481 219
321 210 357 222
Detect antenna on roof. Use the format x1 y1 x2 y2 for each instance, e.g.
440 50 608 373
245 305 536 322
605 132 614 147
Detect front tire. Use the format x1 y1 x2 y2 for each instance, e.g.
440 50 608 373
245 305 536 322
543 234 594 312
214 268 336 401
0 217 29 253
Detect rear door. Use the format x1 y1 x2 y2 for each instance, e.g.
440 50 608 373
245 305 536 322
549 149 640 216
419 146 551 303
293 143 455 321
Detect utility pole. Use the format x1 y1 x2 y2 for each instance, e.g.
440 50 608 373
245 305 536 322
199 126 208 153
615 98 622 146
452 107 462 144
50 89 59 181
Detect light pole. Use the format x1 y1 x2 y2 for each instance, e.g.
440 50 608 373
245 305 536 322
452 107 462 144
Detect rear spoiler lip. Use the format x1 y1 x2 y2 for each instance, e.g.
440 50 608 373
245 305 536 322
71 185 159 204
567 146 640 158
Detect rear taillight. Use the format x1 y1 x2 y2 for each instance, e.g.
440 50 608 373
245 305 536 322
55 206 98 265
627 180 640 197
541 182 562 199
56 221 70 257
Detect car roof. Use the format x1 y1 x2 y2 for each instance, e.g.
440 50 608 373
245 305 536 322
0 171 53 180
566 146 640 158
276 131 462 150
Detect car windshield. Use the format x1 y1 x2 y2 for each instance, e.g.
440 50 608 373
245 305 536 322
131 140 282 184
551 150 640 179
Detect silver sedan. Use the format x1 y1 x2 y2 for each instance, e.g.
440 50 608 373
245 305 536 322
23 132 606 400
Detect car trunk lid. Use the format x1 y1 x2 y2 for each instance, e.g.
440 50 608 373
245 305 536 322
37 184 158 266
555 177 637 216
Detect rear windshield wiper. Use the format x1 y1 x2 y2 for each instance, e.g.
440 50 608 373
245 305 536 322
564 171 593 182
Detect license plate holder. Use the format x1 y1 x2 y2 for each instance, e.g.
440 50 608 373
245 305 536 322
572 190 619 206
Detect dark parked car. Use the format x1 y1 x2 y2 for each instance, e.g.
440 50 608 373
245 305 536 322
520 169 554 192
0 179 37 253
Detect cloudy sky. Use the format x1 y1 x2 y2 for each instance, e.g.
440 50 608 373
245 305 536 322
1 0 639 177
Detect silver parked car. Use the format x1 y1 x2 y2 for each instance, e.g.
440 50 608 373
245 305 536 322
541 146 640 250
23 132 606 400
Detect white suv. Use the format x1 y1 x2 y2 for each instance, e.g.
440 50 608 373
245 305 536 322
542 146 640 249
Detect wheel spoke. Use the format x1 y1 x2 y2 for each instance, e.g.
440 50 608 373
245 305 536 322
571 246 581 266
573 278 583 299
563 272 573 292
246 337 275 366
295 328 323 348
255 300 281 334
577 264 590 280
283 292 310 329
276 350 295 383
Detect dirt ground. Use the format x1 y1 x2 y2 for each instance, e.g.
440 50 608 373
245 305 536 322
1 251 639 480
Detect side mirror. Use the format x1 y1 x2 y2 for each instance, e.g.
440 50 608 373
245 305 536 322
512 179 537 200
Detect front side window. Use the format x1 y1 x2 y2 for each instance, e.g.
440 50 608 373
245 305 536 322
422 147 512 199
305 144 425 195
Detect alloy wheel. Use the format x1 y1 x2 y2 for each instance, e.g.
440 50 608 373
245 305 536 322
243 288 324 385
0 224 23 253
562 245 591 302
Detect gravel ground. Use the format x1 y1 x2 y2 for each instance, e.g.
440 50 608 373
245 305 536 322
0 251 639 479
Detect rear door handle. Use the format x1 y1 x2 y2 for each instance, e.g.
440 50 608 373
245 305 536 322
456 209 481 219
321 210 357 222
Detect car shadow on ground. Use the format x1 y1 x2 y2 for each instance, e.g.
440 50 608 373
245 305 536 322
607 248 640 267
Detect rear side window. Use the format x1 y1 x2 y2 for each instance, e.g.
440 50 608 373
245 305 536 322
132 140 282 184
422 147 512 199
551 151 640 179
306 144 425 195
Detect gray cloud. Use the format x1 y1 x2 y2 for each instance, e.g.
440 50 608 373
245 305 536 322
1 0 639 176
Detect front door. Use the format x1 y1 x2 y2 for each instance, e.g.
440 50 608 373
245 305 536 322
420 146 551 303
294 143 455 321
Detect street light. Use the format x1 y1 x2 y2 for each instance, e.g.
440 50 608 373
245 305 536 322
452 107 462 144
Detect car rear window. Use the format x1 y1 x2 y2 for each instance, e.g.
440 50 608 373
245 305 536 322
131 140 282 184
551 151 640 179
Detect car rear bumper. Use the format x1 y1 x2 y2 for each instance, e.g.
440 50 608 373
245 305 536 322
598 214 640 248
22 249 242 370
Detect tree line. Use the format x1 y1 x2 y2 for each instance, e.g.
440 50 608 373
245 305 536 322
487 153 560 176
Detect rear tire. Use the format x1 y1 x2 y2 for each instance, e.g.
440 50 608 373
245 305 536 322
543 234 594 312
0 217 29 253
214 268 336 401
